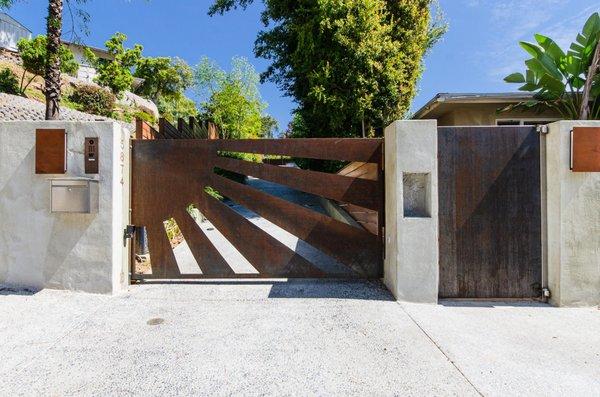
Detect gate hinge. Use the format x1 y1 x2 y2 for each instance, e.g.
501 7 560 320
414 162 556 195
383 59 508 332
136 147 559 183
537 125 549 134
123 225 135 247
542 287 551 301
382 226 385 260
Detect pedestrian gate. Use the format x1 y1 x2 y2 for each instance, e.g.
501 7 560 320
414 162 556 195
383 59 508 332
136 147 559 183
438 126 542 298
131 135 384 280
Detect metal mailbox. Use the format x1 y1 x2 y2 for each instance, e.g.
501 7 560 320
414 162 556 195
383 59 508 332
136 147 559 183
50 178 99 213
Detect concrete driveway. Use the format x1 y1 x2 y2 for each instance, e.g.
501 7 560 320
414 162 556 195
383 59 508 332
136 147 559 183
1 280 599 396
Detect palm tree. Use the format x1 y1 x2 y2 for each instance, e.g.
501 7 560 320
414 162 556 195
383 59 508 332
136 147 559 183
45 0 63 120
0 0 64 119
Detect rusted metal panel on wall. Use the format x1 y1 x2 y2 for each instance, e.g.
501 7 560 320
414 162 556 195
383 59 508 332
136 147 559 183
131 136 384 280
438 126 542 298
35 129 66 174
571 127 600 172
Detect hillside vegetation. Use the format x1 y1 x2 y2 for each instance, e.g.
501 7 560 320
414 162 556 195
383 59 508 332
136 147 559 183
0 58 154 123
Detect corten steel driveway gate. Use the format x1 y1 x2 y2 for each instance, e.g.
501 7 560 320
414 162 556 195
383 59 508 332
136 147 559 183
438 126 542 299
131 125 384 280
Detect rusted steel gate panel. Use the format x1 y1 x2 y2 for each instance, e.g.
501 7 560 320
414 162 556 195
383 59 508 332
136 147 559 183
438 126 542 298
131 135 384 280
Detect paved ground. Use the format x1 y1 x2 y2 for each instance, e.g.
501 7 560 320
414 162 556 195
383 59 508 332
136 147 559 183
1 281 599 396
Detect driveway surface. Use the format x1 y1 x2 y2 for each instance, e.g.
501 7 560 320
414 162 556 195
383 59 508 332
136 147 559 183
1 281 599 396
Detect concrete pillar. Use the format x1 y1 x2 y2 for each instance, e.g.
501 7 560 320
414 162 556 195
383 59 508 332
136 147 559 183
384 120 439 303
0 121 131 294
544 121 600 307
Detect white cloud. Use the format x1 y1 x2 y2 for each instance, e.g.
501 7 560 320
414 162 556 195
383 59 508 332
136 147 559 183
464 0 482 7
481 0 600 81
540 4 599 48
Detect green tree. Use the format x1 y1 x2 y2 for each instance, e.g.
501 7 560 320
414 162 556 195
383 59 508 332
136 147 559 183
17 35 78 94
260 115 279 138
209 0 441 137
204 82 263 139
156 94 199 123
85 32 143 97
134 57 193 102
194 56 268 139
504 12 600 119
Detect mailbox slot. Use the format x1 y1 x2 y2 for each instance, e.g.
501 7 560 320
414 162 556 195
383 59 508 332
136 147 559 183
50 178 99 213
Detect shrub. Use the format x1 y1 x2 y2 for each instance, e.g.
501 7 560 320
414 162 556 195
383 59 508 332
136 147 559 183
0 68 20 95
133 110 156 124
17 35 78 93
85 32 142 97
69 84 116 117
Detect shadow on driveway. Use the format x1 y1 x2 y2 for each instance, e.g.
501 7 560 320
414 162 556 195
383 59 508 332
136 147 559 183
134 278 394 300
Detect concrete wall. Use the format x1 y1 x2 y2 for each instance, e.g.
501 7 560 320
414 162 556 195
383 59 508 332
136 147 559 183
0 121 130 294
544 121 600 307
384 120 439 303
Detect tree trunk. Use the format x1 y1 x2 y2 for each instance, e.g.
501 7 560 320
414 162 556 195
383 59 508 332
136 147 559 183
580 40 600 120
45 0 63 120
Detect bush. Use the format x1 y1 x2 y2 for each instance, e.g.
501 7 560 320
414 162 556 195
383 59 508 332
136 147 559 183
0 68 20 95
133 110 156 124
69 84 116 117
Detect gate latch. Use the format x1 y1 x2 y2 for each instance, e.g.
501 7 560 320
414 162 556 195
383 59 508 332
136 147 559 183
123 225 135 247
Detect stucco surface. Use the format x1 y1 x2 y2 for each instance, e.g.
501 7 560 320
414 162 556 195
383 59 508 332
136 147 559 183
0 121 129 294
384 120 439 303
545 121 600 306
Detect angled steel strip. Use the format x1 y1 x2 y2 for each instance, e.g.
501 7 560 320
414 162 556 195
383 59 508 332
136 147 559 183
173 207 235 277
194 190 327 278
213 157 381 210
215 138 383 162
146 222 182 279
210 174 382 278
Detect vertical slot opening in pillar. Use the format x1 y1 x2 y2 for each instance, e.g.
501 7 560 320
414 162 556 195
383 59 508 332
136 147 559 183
403 172 430 218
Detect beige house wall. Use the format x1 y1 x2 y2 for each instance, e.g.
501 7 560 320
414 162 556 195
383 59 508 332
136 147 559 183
430 103 561 126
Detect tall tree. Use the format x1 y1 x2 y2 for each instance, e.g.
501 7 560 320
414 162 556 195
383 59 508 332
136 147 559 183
210 0 443 137
85 32 143 97
17 35 78 94
134 57 193 102
194 56 270 139
1 0 89 119
45 0 63 119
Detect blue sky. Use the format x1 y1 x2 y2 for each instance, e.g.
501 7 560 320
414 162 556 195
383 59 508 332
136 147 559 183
6 0 600 129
